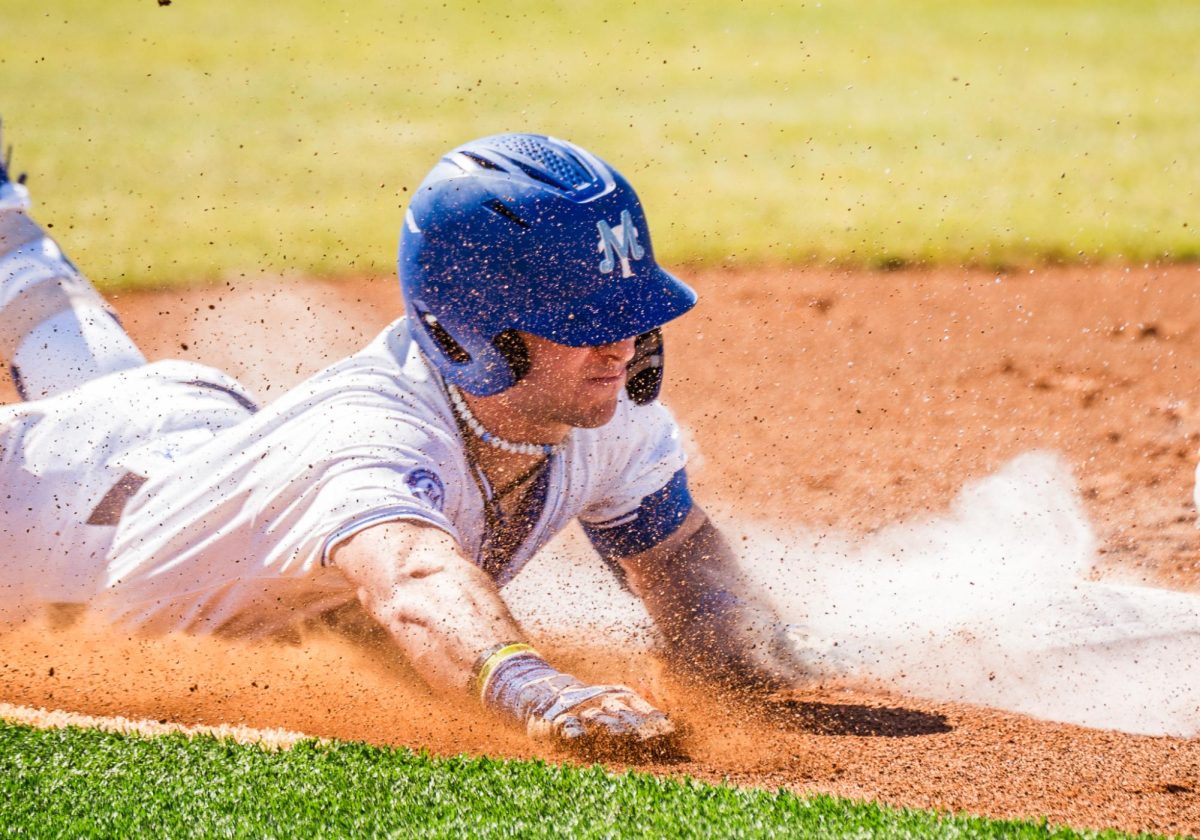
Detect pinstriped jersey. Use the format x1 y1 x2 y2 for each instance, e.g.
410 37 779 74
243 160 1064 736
89 318 689 635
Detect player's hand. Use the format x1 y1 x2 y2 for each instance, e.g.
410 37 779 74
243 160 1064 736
526 680 677 756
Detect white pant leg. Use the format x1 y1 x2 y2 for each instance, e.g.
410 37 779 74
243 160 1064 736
0 403 120 621
13 307 145 400
0 360 259 622
1 214 145 399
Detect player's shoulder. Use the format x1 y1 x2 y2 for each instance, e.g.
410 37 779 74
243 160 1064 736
314 316 418 377
301 318 444 410
267 318 457 446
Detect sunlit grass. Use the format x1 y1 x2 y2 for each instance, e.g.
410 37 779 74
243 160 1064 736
0 721 1148 838
5 1 1197 285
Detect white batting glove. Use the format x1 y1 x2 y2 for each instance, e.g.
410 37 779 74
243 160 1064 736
477 644 679 756
524 679 676 748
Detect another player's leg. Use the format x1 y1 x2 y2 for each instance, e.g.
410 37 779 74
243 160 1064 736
0 123 145 400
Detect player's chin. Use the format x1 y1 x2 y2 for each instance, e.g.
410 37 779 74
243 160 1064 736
567 380 625 428
569 395 622 429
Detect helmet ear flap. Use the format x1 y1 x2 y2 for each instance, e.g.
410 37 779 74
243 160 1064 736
489 329 664 401
492 329 531 384
625 328 665 405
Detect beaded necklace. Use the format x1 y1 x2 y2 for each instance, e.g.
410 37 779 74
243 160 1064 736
446 384 567 457
443 382 558 581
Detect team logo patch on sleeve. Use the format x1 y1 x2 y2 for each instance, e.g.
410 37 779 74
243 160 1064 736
405 468 446 512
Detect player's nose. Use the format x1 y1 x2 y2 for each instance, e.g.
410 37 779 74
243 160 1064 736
596 337 637 365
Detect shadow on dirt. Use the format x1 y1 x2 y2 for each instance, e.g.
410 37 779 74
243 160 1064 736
766 699 953 738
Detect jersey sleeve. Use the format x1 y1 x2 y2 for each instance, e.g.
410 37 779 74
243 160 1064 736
577 398 693 560
100 332 480 635
312 459 463 565
246 400 469 570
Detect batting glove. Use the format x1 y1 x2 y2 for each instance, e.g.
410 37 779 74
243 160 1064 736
524 678 676 749
477 643 677 756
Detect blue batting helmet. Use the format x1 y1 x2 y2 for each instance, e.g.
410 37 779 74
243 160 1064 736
398 133 697 399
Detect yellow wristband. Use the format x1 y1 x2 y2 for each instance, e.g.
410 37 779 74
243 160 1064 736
474 642 539 703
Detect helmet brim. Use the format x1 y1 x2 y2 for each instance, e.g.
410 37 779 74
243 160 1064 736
523 265 697 347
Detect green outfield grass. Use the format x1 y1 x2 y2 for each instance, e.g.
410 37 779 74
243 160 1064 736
0 721 1158 839
4 1 1198 288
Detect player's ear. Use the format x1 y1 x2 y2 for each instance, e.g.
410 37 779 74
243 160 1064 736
626 329 664 405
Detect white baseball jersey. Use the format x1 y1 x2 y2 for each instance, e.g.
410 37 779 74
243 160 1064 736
0 318 690 636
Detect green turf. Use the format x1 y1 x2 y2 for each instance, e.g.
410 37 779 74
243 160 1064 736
4 1 1198 288
0 721 1162 839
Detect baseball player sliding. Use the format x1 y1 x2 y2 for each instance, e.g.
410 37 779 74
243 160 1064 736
0 127 812 755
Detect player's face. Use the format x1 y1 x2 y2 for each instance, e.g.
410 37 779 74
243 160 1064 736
503 332 637 433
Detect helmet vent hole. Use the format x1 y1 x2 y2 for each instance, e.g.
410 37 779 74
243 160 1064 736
510 162 570 191
491 136 593 191
421 313 472 364
483 199 531 229
459 151 503 171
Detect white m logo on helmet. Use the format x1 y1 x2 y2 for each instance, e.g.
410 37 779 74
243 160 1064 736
596 209 645 278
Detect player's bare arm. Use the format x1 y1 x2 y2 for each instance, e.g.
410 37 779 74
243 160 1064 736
332 520 522 691
618 507 810 694
332 518 676 753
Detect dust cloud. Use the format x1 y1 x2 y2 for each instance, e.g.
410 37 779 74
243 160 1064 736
173 281 379 397
84 291 1200 737
515 451 1200 737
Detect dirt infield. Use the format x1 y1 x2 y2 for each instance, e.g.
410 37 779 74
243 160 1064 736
3 264 1200 835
